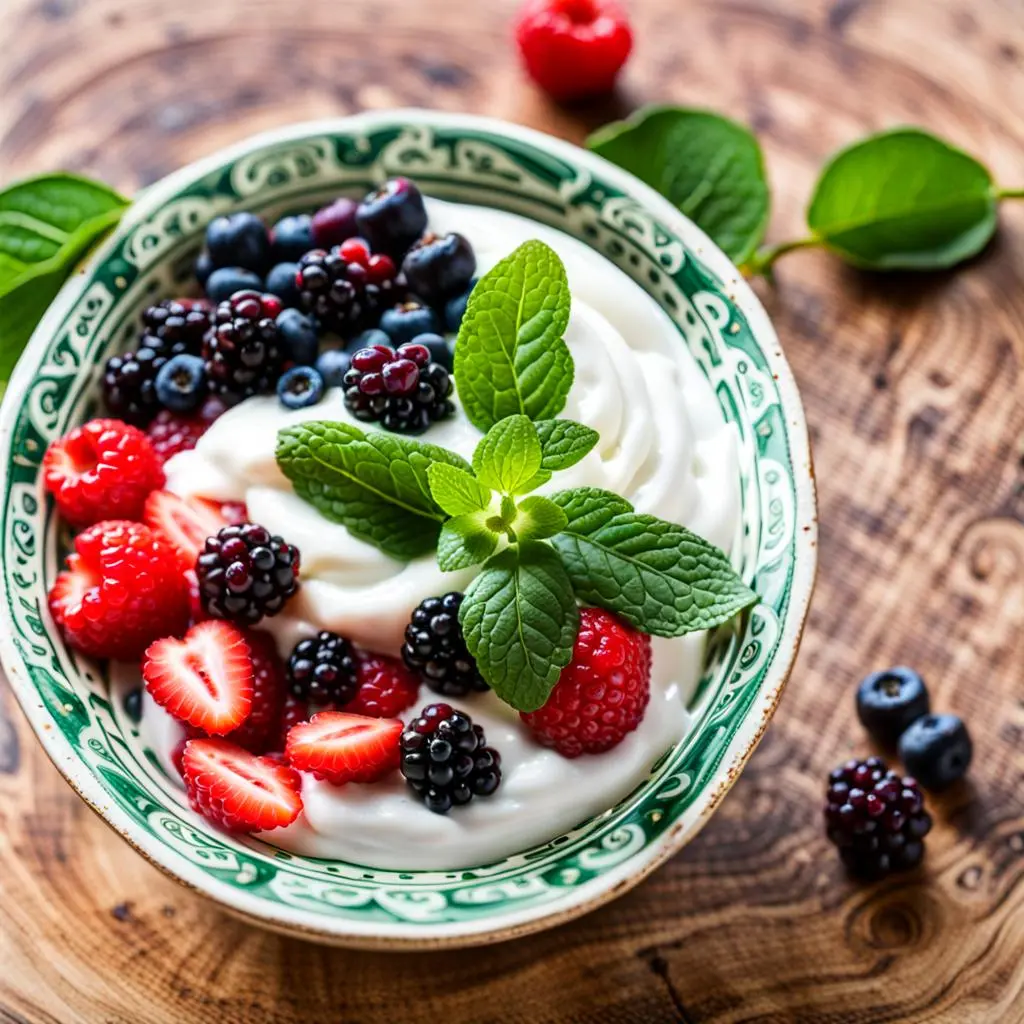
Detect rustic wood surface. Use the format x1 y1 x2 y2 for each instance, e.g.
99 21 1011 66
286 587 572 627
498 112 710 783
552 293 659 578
1 0 1023 1021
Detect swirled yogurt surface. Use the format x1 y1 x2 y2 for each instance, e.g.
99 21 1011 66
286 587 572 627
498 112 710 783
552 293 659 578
141 198 742 870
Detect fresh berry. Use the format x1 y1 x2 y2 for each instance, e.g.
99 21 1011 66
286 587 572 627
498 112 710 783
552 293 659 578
346 327 392 354
196 522 300 626
342 341 453 434
277 366 325 409
181 738 302 833
143 619 254 735
48 520 190 660
195 250 214 288
276 308 320 366
898 714 973 790
825 756 933 879
401 232 476 303
265 261 301 308
515 0 633 102
205 267 264 304
140 299 212 359
399 703 501 814
143 489 237 574
356 178 428 258
43 418 165 527
101 348 168 426
315 348 351 387
274 693 315 752
146 398 225 462
271 213 315 262
347 651 421 718
402 592 487 697
286 631 358 706
311 197 359 249
380 300 440 346
222 630 287 753
203 290 285 405
443 279 476 332
520 608 651 758
286 711 402 785
856 667 930 748
205 212 271 274
409 331 453 372
155 353 207 413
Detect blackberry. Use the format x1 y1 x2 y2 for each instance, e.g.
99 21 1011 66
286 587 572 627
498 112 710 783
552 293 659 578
101 347 166 425
203 290 286 405
825 756 932 880
196 522 300 626
286 631 358 706
399 703 501 814
139 299 212 359
342 341 453 435
402 592 488 697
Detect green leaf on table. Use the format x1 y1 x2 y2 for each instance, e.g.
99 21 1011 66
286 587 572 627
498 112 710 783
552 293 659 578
459 541 579 712
437 513 498 572
453 240 573 432
514 495 568 542
587 105 770 265
534 419 599 471
276 421 471 561
472 415 545 494
806 127 998 270
549 487 758 636
427 462 492 516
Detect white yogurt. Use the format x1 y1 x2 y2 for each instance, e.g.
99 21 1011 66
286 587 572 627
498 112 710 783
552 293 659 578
143 199 741 870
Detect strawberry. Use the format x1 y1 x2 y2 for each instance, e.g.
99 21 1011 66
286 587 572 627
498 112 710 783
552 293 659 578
143 620 254 735
181 738 302 833
347 651 421 718
285 711 402 785
144 489 237 574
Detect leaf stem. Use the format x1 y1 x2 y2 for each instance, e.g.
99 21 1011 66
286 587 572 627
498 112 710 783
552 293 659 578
998 187 1024 200
743 236 821 279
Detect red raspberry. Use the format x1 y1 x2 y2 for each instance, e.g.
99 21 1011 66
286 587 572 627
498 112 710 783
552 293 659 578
272 693 317 753
515 0 632 102
347 651 421 718
224 631 287 753
520 608 651 758
146 397 226 463
42 418 164 528
48 520 190 660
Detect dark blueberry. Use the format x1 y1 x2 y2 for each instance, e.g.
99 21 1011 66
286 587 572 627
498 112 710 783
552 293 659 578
856 667 930 748
265 261 301 308
277 366 325 410
409 331 452 372
898 714 973 790
401 232 476 303
315 349 352 387
276 308 320 366
205 212 272 274
311 197 360 249
443 278 477 332
271 214 315 262
355 178 428 258
155 353 206 413
123 687 143 724
194 250 215 288
206 266 264 304
345 327 392 355
380 300 440 346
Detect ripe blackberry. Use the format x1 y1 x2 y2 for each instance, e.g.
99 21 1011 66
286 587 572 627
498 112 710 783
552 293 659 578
140 299 212 359
402 593 488 697
196 522 300 626
399 703 501 814
203 290 286 405
342 341 453 435
286 631 358 706
101 347 166 425
824 756 933 880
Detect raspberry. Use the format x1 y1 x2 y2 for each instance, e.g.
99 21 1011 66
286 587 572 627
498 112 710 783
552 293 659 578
402 592 487 697
825 757 933 879
203 290 285 405
286 631 358 706
225 630 286 753
43 418 165 528
348 651 421 718
520 608 651 758
48 520 190 660
515 0 633 102
145 397 226 462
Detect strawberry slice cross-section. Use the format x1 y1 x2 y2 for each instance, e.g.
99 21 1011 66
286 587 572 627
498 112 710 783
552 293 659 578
285 711 402 785
144 489 242 574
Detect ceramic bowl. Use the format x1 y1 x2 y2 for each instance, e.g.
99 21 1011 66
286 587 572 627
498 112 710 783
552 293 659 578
0 110 816 949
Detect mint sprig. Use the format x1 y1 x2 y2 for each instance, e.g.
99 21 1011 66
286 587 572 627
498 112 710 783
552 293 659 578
534 419 599 471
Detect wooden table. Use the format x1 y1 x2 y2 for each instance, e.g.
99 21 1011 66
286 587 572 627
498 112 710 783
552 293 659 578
1 1 1022 1020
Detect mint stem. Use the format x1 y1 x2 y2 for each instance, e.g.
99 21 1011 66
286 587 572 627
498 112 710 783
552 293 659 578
743 236 821 279
998 187 1024 200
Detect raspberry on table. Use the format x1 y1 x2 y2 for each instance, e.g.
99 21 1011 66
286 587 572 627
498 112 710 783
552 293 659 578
145 397 226 463
347 651 421 718
203 290 286 405
286 631 358 706
402 592 488 697
520 607 651 758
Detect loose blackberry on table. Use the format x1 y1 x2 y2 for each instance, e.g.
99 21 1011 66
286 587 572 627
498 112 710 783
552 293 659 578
286 631 358 706
203 290 286 405
402 592 488 697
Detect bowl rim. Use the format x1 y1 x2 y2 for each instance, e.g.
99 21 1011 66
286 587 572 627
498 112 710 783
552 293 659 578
0 108 817 949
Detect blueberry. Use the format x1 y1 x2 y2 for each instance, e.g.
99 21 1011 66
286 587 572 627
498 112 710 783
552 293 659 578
206 267 264 304
271 214 314 262
345 328 391 355
194 250 214 288
266 261 301 307
276 308 320 366
205 212 272 273
856 667 930 748
402 232 476 303
380 300 440 346
312 197 360 249
443 277 477 332
356 178 428 258
277 365 325 409
155 354 206 413
410 331 453 372
898 714 972 790
316 349 352 387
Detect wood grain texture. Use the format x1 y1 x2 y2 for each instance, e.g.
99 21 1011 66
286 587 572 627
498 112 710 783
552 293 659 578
1 0 1022 1021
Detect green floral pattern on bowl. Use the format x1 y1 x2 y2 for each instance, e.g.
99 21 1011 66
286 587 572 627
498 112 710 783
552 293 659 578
0 112 816 948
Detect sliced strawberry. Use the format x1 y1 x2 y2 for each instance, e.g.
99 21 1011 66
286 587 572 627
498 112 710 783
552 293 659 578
144 490 236 573
181 738 302 833
143 620 254 735
285 711 402 785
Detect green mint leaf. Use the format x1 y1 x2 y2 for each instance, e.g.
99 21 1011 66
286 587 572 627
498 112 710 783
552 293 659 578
550 487 757 636
276 421 471 561
587 105 769 265
534 419 600 471
454 240 573 432
806 128 997 270
427 462 492 516
514 495 568 542
472 415 544 495
437 513 498 571
459 542 579 712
